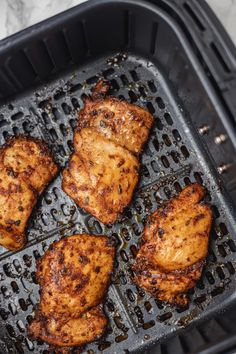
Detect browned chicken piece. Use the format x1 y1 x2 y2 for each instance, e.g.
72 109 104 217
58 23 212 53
0 137 58 250
28 234 115 351
62 128 139 224
62 80 153 224
77 80 154 155
133 184 212 305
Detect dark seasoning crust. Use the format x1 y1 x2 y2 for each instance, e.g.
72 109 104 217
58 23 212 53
28 234 115 353
0 135 58 250
133 183 213 306
62 79 154 224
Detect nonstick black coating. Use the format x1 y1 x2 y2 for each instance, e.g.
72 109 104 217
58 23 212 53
0 52 236 354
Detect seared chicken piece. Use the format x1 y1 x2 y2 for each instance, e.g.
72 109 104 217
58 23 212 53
133 184 212 305
78 80 154 155
62 128 139 224
62 80 153 224
28 234 115 350
0 137 58 250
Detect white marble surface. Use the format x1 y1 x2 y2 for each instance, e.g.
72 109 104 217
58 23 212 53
0 0 235 46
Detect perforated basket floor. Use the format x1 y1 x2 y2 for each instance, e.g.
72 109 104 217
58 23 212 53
0 53 236 354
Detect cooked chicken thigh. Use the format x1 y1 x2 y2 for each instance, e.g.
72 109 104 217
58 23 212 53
62 80 153 224
28 234 115 350
62 128 139 224
0 137 58 250
78 80 153 155
133 184 212 305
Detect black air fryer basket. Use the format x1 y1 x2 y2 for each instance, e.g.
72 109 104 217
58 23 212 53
0 0 236 353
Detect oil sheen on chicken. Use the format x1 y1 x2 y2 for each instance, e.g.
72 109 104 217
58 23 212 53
133 183 212 305
62 128 139 224
62 80 153 224
0 137 58 250
28 234 115 351
78 80 153 155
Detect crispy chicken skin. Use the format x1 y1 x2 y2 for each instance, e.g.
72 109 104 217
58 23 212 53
77 80 154 155
62 80 153 224
28 234 115 350
0 137 58 250
62 128 139 224
133 184 212 305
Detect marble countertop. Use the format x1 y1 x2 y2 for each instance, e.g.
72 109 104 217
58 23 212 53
0 0 235 46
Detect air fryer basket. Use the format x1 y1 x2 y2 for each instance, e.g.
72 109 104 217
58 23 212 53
0 1 236 353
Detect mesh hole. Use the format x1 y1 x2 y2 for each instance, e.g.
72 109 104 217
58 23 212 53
115 334 128 343
126 289 136 302
60 123 68 136
86 75 99 84
52 108 60 121
61 102 72 115
98 341 111 351
170 150 179 163
146 102 155 114
157 312 172 322
219 223 228 236
226 262 235 274
218 244 227 257
120 250 129 262
23 120 34 133
216 267 225 280
172 129 182 141
17 320 25 332
42 112 50 124
69 83 82 93
174 182 182 193
211 286 224 297
119 271 127 285
130 70 139 82
148 80 157 93
139 86 147 98
161 155 170 168
156 97 165 109
69 118 76 129
0 118 8 128
144 301 152 313
71 97 80 109
151 160 159 173
33 250 41 260
156 118 163 130
153 138 159 151
110 79 120 91
130 245 138 258
212 205 220 218
128 90 138 102
181 145 190 158
194 294 207 305
164 112 173 125
11 281 20 294
194 172 203 184
103 68 115 77
227 239 236 252
162 134 171 146
143 320 155 329
54 90 65 100
164 187 171 198
134 306 144 324
19 298 28 311
184 177 191 185
141 165 150 177
11 112 23 121
205 271 215 284
120 74 129 85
